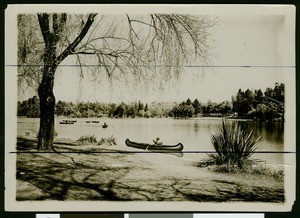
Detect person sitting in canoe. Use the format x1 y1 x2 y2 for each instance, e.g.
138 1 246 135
153 137 162 146
102 122 108 128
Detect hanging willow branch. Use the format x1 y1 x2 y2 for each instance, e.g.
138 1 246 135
18 13 214 95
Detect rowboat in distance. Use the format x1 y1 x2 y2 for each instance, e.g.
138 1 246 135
125 139 184 152
92 121 100 123
60 120 76 124
63 119 77 123
86 121 91 123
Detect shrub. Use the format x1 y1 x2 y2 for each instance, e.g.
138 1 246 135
98 136 117 146
76 135 98 144
208 119 261 172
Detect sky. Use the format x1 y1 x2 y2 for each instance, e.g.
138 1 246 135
19 14 294 104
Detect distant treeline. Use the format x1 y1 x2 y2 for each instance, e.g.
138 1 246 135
232 83 284 121
18 99 176 119
172 83 284 121
18 83 284 122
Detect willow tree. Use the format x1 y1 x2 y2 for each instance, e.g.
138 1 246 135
18 13 214 150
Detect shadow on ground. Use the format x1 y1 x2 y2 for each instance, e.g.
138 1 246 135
16 138 284 202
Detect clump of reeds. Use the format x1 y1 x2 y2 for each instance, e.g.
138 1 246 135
76 135 98 144
208 119 261 172
98 136 117 146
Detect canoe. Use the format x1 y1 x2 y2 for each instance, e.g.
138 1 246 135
125 139 183 151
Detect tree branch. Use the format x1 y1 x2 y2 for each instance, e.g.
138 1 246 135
53 13 67 43
37 13 51 44
56 13 97 65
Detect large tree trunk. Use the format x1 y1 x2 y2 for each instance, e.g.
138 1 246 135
37 64 57 150
37 78 55 150
36 13 97 150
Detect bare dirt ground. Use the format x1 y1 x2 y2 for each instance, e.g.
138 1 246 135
16 137 284 202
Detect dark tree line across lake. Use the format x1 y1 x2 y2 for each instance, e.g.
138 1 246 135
18 83 284 122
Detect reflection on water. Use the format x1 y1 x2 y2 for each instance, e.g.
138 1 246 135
238 121 284 146
193 122 199 133
17 117 285 165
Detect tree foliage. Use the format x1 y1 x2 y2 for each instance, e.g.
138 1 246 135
172 100 195 119
232 83 284 121
18 13 214 96
18 83 284 122
18 96 40 118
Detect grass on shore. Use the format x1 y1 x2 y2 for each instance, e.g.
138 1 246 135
76 135 117 146
76 135 98 144
98 136 117 146
197 160 284 182
249 165 284 181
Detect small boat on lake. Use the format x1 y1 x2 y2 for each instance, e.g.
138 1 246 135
86 121 91 123
125 138 184 152
92 121 100 123
60 120 76 124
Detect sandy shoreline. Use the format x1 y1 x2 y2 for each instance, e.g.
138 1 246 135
15 137 284 202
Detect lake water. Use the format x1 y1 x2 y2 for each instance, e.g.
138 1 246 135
17 117 285 166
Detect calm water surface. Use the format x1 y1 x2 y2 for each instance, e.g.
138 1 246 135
17 117 285 165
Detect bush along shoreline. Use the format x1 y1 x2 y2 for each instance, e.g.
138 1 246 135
198 118 284 181
76 135 117 146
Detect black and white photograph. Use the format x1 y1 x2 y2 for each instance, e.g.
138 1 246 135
5 5 295 211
